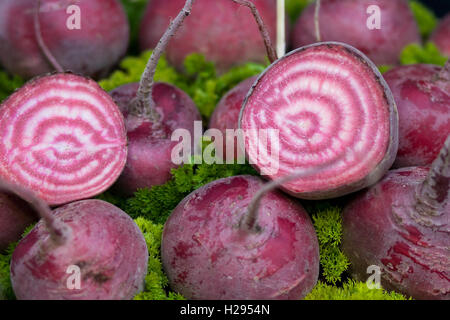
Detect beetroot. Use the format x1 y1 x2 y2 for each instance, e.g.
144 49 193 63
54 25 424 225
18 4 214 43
6 181 148 300
139 0 277 73
383 63 450 168
0 0 129 79
0 192 37 251
291 0 420 66
431 14 450 57
161 175 319 300
110 0 201 196
342 136 450 300
209 76 257 161
0 73 128 205
240 42 398 200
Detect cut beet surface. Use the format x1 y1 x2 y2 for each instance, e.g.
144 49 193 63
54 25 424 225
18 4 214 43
240 42 398 200
0 73 127 205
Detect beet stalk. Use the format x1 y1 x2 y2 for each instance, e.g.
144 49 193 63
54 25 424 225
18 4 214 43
5 179 148 300
110 0 201 196
342 135 450 300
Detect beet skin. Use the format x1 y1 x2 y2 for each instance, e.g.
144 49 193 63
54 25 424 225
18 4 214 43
0 192 37 252
0 0 129 79
110 82 201 196
291 0 420 65
139 0 277 73
11 200 148 300
384 64 450 168
162 175 319 300
343 142 450 300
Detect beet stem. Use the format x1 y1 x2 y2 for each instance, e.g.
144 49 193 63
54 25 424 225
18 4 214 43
130 0 195 120
34 0 64 73
232 0 278 63
416 135 450 217
241 166 323 233
0 179 68 246
314 0 322 42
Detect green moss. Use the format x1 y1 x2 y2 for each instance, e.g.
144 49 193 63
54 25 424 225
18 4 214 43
286 0 313 24
133 217 184 300
0 70 24 103
305 280 409 300
126 162 257 224
0 224 35 300
409 0 437 40
400 42 447 66
312 206 350 285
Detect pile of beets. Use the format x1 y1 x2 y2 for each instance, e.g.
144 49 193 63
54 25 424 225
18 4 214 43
0 0 448 300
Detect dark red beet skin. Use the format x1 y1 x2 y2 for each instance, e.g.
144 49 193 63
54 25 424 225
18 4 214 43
343 137 450 300
240 42 398 200
431 14 450 57
11 200 148 300
162 175 319 300
139 0 277 73
291 0 420 66
0 0 129 79
384 64 450 168
209 76 257 161
0 193 37 251
110 82 201 196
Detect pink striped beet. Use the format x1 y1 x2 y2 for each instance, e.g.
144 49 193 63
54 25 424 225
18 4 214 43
0 73 127 205
240 42 398 200
162 175 319 300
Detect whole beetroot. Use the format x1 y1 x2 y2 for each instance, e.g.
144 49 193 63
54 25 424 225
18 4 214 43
384 63 450 168
139 0 277 73
291 0 420 65
161 175 319 300
342 136 450 300
209 76 257 161
110 0 201 196
0 192 36 252
0 0 129 79
6 179 148 300
431 14 450 57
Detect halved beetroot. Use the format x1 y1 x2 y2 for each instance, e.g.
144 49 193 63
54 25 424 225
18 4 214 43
0 73 127 205
240 42 398 200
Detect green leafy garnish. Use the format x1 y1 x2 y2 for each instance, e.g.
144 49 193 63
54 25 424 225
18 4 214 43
305 280 409 300
133 217 184 300
312 206 350 285
0 224 35 300
126 162 257 224
286 0 313 23
409 0 438 39
400 42 447 66
119 0 150 53
0 70 24 103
